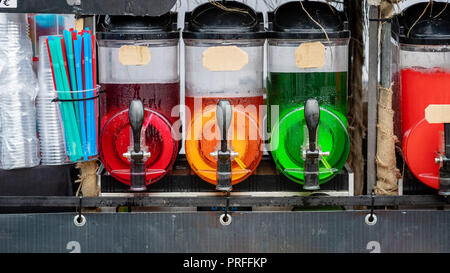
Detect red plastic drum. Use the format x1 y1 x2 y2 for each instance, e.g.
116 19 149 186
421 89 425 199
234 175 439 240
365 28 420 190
401 68 450 189
99 108 178 186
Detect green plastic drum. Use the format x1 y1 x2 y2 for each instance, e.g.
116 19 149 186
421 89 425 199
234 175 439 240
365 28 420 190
270 106 350 185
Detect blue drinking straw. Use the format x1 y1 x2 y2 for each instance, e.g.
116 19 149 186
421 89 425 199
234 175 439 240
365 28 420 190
74 34 88 161
87 32 96 157
83 31 95 157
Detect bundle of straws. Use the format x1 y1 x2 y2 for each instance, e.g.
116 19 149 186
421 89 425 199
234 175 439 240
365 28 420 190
46 28 97 162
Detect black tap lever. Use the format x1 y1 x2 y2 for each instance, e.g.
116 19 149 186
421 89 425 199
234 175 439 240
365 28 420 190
303 98 321 191
126 99 148 192
212 99 234 192
305 99 320 152
130 100 144 154
217 100 232 153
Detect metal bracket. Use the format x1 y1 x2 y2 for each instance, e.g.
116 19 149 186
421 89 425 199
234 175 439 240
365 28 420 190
365 190 377 226
123 150 151 160
219 191 232 226
74 195 86 227
0 195 448 208
302 149 330 160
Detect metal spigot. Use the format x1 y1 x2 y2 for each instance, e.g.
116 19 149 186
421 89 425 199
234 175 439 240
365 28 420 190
436 123 450 195
213 99 233 192
303 98 328 191
124 99 149 192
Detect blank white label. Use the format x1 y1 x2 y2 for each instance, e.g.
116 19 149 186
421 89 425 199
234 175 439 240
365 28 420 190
0 0 17 8
425 104 450 124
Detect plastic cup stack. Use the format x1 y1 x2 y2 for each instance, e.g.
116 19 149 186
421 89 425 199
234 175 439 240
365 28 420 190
36 36 68 165
0 13 40 170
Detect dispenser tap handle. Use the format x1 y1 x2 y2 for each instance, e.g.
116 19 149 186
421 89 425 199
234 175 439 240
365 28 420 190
303 98 321 191
305 98 320 151
129 99 144 153
216 99 232 152
215 99 233 192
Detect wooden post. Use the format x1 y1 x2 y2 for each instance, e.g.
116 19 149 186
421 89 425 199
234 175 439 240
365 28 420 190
345 0 366 196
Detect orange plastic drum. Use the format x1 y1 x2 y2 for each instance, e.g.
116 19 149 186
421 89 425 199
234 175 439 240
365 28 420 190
185 96 263 185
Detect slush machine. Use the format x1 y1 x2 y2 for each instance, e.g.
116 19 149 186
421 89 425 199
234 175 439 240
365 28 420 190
267 1 351 190
394 2 450 195
183 1 265 192
97 14 180 191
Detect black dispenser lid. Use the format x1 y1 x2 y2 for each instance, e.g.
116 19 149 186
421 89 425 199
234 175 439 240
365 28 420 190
394 2 450 45
182 1 265 40
267 1 349 39
96 12 179 40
